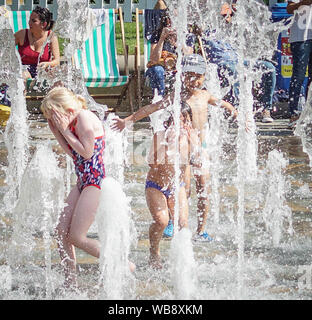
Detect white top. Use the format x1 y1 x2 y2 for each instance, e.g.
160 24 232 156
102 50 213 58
288 0 312 43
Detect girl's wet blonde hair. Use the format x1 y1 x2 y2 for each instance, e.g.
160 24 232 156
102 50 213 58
40 86 87 119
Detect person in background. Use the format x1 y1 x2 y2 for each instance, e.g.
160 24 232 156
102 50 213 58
0 84 11 107
287 0 312 127
145 9 195 97
14 6 60 80
202 1 276 123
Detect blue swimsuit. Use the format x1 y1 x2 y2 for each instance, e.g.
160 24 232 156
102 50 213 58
145 180 185 199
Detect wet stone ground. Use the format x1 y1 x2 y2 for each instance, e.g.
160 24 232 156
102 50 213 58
0 117 312 300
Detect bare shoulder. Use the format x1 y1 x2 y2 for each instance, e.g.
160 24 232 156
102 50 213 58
50 31 58 41
14 29 26 44
79 109 100 123
197 89 211 100
77 109 103 135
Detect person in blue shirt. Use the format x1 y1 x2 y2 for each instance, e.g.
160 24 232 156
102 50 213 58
202 1 276 123
287 0 312 127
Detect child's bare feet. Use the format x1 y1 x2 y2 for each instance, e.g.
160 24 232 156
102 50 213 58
148 254 162 270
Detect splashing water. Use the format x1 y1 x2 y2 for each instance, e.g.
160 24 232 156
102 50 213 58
169 228 197 299
173 0 289 297
96 112 137 299
103 113 129 184
96 177 136 300
8 143 64 298
30 0 108 121
95 115 137 299
165 0 198 297
295 85 312 168
0 13 29 213
1 0 312 300
262 150 293 247
205 106 231 226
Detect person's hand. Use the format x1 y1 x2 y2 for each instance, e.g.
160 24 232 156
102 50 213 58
229 109 250 132
161 27 177 42
110 117 126 132
51 109 71 134
48 118 56 132
38 61 51 71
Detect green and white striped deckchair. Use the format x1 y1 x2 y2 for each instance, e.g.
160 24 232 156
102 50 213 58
8 10 31 33
142 10 152 73
134 8 153 106
73 9 128 88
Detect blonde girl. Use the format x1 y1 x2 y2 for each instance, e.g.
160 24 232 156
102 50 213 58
41 87 106 289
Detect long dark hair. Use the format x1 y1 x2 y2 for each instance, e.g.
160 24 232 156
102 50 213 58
32 6 54 31
163 101 193 129
155 9 171 39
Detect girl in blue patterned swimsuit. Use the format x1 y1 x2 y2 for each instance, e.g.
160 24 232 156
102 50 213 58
145 102 201 269
41 87 109 290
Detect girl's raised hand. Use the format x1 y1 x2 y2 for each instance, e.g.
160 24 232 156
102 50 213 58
52 109 71 133
48 118 57 133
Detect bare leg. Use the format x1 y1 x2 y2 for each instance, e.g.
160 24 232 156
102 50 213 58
167 186 189 230
145 188 169 269
55 185 80 289
184 165 192 199
68 186 101 258
194 173 210 234
56 185 134 287
178 186 189 229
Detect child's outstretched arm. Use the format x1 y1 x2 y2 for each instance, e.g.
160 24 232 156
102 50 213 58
111 93 174 132
208 94 238 119
207 93 252 131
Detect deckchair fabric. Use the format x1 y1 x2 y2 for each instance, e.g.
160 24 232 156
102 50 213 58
73 9 128 88
143 10 152 72
144 34 151 72
9 10 31 33
7 10 33 89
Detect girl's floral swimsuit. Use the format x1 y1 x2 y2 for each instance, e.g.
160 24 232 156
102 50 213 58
69 120 106 193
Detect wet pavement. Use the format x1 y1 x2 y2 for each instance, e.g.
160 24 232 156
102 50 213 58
0 116 312 300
